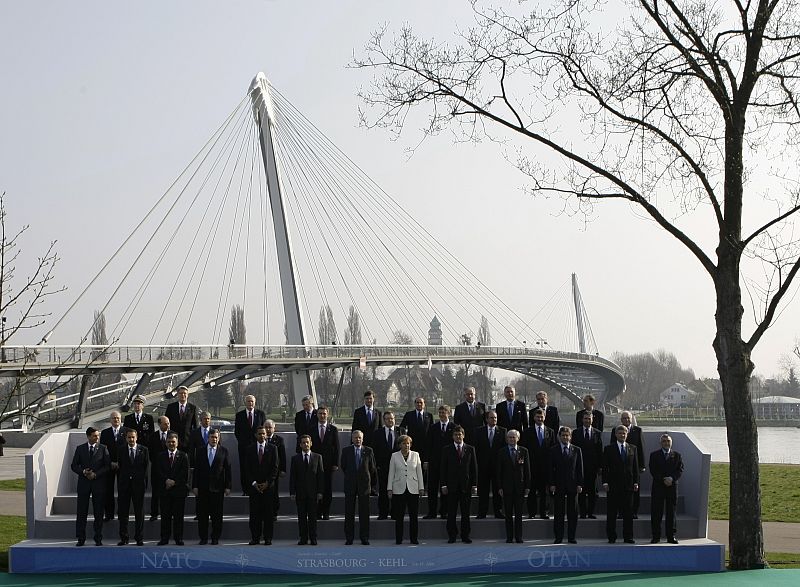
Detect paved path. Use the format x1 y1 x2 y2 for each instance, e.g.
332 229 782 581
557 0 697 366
0 447 26 480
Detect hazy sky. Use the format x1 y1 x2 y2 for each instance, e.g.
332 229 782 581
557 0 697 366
2 0 798 380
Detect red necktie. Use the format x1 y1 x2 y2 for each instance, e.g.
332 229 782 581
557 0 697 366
248 411 253 428
457 445 463 460
258 445 264 464
169 452 175 466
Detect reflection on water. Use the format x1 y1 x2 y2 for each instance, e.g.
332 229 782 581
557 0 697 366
642 426 800 464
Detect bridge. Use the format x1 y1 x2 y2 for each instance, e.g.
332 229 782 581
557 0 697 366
1 73 625 430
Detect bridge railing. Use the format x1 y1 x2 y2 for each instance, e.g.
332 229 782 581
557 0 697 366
0 344 621 372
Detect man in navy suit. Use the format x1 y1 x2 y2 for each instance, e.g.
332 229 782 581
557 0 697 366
649 434 684 544
371 410 403 519
521 408 555 519
99 411 128 521
602 425 640 543
496 385 528 432
157 433 189 545
244 426 280 545
187 411 212 468
192 429 232 544
264 419 286 520
310 406 340 519
235 395 266 493
290 435 324 545
423 405 454 518
117 429 149 546
399 396 433 456
352 390 381 447
473 410 506 518
549 426 583 544
532 391 560 434
71 427 110 546
575 393 604 432
148 416 173 520
453 386 487 441
439 425 478 543
496 429 530 543
164 385 198 450
340 430 377 545
294 394 318 452
571 411 603 519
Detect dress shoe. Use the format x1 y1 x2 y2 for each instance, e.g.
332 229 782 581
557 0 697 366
149 515 158 521
579 514 586 519
506 538 513 543
624 539 635 544
310 539 318 545
410 539 419 545
117 539 128 546
322 514 330 520
298 540 308 545
94 540 103 546
272 515 278 522
264 540 272 545
136 540 144 546
447 537 457 544
667 538 679 544
377 515 388 520
439 514 447 519
553 538 562 544
650 538 660 544
104 515 114 522
515 539 524 544
462 537 472 544
587 514 597 519
568 539 578 544
476 514 486 519
75 540 85 547
211 539 219 545
198 539 208 545
494 512 504 518
175 540 185 546
527 514 535 519
396 539 403 544
608 539 616 544
422 514 436 519
249 539 260 545
539 515 549 520
632 514 639 519
362 540 370 545
157 539 169 545
345 540 353 545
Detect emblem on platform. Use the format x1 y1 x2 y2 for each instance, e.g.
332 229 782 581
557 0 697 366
484 551 498 573
235 553 250 572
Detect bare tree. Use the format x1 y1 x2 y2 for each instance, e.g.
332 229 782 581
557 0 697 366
343 305 364 410
390 329 413 345
354 0 800 568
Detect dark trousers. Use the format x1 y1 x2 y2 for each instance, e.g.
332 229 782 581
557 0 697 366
632 489 641 516
296 494 318 542
651 487 678 539
606 489 634 541
197 488 224 541
426 466 447 516
392 489 419 543
249 490 275 541
320 468 334 517
344 491 371 542
446 489 471 539
528 480 549 517
377 465 390 517
502 490 524 541
577 470 598 517
149 461 160 516
552 489 578 541
160 493 186 541
118 487 145 541
237 445 251 493
76 485 105 541
273 476 281 517
104 468 118 518
477 467 502 516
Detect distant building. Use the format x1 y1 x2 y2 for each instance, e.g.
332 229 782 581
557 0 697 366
752 395 800 419
660 383 696 408
428 316 442 345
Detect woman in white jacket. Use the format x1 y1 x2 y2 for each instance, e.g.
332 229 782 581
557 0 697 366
387 435 425 544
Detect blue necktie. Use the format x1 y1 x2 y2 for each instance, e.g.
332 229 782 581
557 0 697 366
621 444 627 461
538 426 543 445
508 402 513 422
355 448 361 469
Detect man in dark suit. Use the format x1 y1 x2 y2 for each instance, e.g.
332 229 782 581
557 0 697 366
117 429 149 546
371 410 403 519
123 395 154 446
340 430 377 545
453 386 487 441
399 396 433 456
157 433 190 545
244 426 280 545
575 393 604 432
521 408 555 519
187 411 212 468
294 394 318 452
649 434 684 544
496 429 530 543
310 406 340 519
602 425 640 544
423 404 454 518
532 391 560 433
439 425 478 543
100 410 127 521
264 419 286 520
164 385 198 450
71 427 110 546
351 390 381 447
473 410 506 518
496 385 528 432
191 429 231 545
148 416 173 520
572 411 603 519
234 394 266 493
549 426 584 544
290 435 325 545
618 411 646 518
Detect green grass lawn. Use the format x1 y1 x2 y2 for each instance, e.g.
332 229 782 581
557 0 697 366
0 479 24 492
709 463 800 522
0 515 25 572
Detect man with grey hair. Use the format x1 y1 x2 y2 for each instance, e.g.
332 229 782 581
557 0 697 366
496 429 530 543
235 394 266 493
615 411 646 518
341 430 377 544
148 415 174 520
602 425 640 543
100 410 128 521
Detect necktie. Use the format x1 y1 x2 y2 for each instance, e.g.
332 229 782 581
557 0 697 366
258 445 264 464
304 453 309 468
469 404 474 417
563 446 568 458
130 447 135 462
355 448 361 469
89 445 95 457
161 432 166 443
169 452 175 466
208 448 214 466
136 415 140 425
585 429 590 441
388 429 393 448
203 428 208 444
248 411 253 428
508 402 514 422
621 444 627 460
417 412 422 425
489 428 494 443
307 412 311 425
320 425 325 442
457 444 463 459
180 405 185 417
441 423 445 434
367 409 372 425
113 428 118 441
538 426 543 445
510 447 516 461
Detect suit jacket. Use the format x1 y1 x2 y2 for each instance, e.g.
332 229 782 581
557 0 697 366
340 445 377 496
187 426 212 467
294 409 318 451
453 401 487 437
100 426 128 463
290 452 324 498
234 408 266 448
351 406 381 444
602 442 640 491
424 420 454 466
266 433 287 474
311 422 340 470
157 449 190 497
520 423 556 476
473 425 507 472
548 443 584 492
649 449 683 493
496 400 529 431
164 401 198 448
496 445 531 493
371 425 404 469
149 428 175 460
387 450 424 495
439 443 477 493
192 444 232 493
117 443 150 493
244 442 279 492
575 408 604 432
530 404 560 433
618 425 645 470
571 426 603 474
399 410 433 454
71 443 111 492
123 412 155 445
